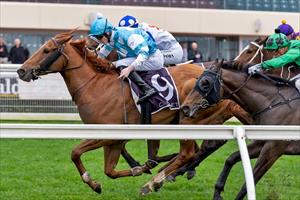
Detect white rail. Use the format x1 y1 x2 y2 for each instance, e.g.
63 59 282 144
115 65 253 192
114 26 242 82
1 124 299 200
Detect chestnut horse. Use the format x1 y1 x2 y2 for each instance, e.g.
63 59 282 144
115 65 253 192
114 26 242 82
181 60 300 200
17 29 252 194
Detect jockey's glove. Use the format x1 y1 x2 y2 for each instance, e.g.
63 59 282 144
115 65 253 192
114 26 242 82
248 63 263 75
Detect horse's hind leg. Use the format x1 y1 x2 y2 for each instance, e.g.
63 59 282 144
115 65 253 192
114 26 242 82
71 139 118 194
214 140 265 200
235 141 287 200
104 143 150 178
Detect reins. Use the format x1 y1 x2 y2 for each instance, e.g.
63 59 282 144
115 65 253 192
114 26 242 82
34 37 98 101
69 48 98 100
252 96 300 117
223 72 253 99
220 70 299 118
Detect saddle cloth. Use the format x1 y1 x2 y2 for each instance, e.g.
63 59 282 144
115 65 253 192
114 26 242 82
128 68 180 114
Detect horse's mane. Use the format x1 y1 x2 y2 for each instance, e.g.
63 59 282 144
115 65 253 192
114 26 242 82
69 38 117 74
54 28 78 44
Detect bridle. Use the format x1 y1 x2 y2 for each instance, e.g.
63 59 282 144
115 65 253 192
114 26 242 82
194 69 222 108
31 37 97 100
234 41 264 64
32 37 84 79
195 68 300 118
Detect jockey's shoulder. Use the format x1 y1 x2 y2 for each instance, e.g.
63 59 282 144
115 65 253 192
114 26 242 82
290 40 300 48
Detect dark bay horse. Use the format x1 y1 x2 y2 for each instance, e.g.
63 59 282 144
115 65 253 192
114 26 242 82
163 37 279 181
142 38 300 196
17 29 252 194
181 60 300 199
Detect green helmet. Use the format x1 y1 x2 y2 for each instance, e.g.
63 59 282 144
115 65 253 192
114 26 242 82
264 33 290 50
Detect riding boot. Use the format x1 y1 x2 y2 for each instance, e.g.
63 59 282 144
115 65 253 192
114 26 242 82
128 71 157 104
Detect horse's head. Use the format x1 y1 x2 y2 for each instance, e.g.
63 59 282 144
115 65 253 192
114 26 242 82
181 60 223 118
233 37 275 71
17 29 77 82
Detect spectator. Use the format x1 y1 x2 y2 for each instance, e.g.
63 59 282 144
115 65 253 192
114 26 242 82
0 37 9 64
188 41 202 63
180 42 188 62
9 38 29 64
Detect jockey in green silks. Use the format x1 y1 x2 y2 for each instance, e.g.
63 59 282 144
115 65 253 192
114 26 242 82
248 32 300 92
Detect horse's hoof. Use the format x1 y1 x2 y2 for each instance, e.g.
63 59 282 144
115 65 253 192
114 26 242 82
93 183 102 194
131 166 144 176
165 174 176 182
140 185 152 196
186 169 196 180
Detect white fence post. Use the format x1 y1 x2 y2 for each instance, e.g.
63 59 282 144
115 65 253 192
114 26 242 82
236 126 256 200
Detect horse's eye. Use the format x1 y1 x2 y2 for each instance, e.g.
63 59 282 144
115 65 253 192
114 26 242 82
43 48 50 54
246 49 252 54
201 79 209 86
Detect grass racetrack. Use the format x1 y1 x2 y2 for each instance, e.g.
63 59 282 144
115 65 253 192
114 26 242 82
0 121 299 200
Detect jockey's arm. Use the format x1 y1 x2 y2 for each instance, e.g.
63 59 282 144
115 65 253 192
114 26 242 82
127 34 150 70
262 47 300 70
97 44 114 59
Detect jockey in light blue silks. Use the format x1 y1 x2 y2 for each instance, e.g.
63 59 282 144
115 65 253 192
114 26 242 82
118 15 183 66
89 17 164 103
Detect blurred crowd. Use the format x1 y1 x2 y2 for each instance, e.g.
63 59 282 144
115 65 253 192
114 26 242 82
180 41 203 63
0 37 29 64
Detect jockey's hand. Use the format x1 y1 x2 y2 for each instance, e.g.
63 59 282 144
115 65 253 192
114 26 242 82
248 64 263 75
118 65 134 79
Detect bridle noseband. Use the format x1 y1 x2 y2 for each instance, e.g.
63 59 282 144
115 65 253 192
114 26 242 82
234 41 264 64
32 38 70 79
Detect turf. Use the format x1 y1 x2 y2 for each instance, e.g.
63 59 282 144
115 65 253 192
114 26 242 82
1 120 299 199
0 139 299 200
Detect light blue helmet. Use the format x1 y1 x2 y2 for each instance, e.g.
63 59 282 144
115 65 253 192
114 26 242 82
118 15 139 28
89 17 114 36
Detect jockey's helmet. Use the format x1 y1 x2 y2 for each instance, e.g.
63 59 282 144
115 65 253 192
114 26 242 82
264 33 290 50
118 15 139 28
89 17 114 37
277 20 294 37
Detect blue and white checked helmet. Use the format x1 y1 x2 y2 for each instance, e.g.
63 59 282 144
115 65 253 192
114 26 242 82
118 15 139 28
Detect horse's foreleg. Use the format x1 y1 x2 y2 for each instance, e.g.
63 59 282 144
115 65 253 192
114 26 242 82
235 141 287 200
140 140 196 195
71 139 118 194
171 140 227 181
214 140 265 200
104 144 149 178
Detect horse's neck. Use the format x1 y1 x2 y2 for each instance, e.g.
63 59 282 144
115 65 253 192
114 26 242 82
61 47 118 102
222 69 278 114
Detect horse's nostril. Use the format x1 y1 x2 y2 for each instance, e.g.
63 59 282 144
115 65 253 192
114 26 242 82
17 69 25 76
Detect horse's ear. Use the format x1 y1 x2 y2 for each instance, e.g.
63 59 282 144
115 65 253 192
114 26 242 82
68 27 80 36
55 27 80 43
219 59 224 66
64 27 80 42
217 59 224 73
